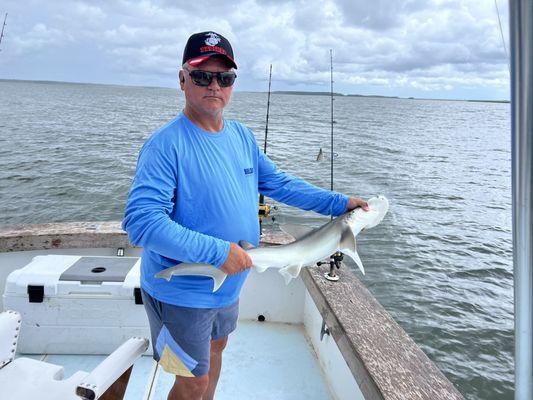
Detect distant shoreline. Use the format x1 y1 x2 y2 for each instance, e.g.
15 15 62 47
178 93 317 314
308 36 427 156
0 78 168 91
0 78 510 104
271 90 509 104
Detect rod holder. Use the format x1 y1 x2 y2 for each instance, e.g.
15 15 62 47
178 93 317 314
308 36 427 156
323 252 343 282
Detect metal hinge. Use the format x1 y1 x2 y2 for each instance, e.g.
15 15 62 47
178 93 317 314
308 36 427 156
320 320 330 341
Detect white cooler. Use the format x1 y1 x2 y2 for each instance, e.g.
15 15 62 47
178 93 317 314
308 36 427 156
2 255 151 355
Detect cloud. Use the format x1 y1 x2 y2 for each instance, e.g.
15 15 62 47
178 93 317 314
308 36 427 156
337 0 428 30
74 3 106 21
11 23 74 54
0 0 510 98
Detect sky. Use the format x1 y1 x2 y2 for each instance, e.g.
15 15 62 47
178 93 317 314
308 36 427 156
0 0 510 100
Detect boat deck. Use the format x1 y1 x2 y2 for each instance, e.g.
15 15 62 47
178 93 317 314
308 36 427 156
18 321 333 400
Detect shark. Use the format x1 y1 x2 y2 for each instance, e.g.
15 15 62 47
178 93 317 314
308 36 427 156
316 148 325 161
155 195 389 292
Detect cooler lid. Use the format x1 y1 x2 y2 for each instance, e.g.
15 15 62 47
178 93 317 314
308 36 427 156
59 257 138 283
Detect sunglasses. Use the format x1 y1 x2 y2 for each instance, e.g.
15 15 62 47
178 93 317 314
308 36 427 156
183 68 237 88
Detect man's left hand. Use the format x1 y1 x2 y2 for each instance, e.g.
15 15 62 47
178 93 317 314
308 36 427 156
345 197 369 212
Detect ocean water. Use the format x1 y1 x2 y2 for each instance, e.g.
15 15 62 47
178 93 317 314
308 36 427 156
0 80 512 399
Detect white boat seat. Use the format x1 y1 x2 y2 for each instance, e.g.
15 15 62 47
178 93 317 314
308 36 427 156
0 310 149 400
0 310 20 369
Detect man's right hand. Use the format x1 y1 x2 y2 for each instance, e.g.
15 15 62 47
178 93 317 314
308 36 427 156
221 242 253 275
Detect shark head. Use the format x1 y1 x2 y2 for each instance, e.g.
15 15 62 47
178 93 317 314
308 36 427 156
336 195 389 275
345 195 390 234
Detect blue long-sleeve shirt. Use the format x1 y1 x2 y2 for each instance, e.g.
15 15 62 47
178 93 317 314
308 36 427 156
122 113 349 308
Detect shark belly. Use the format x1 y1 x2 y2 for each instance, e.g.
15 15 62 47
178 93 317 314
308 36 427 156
249 231 340 283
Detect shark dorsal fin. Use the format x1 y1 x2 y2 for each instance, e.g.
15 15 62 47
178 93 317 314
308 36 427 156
238 240 256 251
280 224 314 240
340 228 365 275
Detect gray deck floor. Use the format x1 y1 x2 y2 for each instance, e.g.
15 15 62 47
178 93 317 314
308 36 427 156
20 321 333 399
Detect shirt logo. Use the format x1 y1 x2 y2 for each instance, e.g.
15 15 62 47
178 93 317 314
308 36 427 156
205 32 221 46
244 167 254 175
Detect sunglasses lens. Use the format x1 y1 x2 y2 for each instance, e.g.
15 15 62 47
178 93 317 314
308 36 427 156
187 70 236 87
189 70 212 86
218 72 236 87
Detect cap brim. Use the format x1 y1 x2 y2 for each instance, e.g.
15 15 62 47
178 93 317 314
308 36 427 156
187 53 237 69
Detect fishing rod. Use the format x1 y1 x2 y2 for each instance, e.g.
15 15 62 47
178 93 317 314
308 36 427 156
0 13 7 52
321 49 344 282
258 64 273 234
330 50 334 197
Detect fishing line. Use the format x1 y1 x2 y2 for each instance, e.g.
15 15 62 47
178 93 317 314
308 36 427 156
494 0 510 74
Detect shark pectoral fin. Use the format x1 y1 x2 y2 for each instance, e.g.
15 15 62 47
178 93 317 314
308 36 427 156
343 249 365 275
279 265 303 285
279 224 314 240
340 226 357 251
238 240 256 251
339 229 365 275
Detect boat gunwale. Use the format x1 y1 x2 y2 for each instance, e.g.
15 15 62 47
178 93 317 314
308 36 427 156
302 266 464 400
0 221 464 400
0 221 287 253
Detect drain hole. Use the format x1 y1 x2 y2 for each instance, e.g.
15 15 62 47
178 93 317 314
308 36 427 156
258 315 266 322
91 267 106 273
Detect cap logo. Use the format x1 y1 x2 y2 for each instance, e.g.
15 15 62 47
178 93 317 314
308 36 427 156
205 32 221 46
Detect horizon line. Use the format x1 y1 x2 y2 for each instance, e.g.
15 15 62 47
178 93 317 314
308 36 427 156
0 78 510 104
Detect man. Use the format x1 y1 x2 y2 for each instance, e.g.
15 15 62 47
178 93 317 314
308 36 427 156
122 31 368 400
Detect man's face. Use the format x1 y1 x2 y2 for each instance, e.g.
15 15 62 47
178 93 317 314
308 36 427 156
180 58 234 118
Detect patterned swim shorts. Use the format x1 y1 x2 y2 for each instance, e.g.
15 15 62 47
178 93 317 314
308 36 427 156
141 288 239 377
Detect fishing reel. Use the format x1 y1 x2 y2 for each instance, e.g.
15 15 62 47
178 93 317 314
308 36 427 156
258 203 272 222
258 199 277 235
317 251 343 282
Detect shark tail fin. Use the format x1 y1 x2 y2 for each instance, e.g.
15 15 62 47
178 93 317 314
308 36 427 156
238 240 256 251
340 228 365 275
154 270 173 281
211 269 228 292
155 263 228 292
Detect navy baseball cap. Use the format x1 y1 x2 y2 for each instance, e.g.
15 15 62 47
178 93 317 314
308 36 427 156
182 31 237 69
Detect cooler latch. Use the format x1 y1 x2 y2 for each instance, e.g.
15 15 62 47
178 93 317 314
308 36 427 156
27 285 44 303
134 288 143 305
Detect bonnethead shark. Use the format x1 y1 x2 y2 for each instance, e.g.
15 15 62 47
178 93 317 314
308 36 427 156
155 195 389 292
